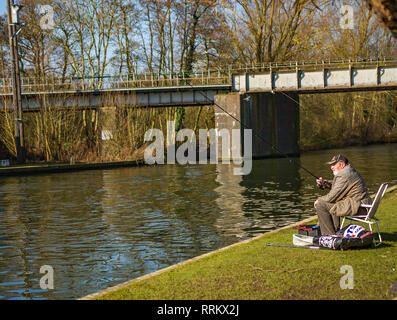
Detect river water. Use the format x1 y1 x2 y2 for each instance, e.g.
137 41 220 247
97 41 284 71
0 143 396 300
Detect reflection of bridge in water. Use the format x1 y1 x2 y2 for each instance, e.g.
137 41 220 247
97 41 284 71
0 59 396 110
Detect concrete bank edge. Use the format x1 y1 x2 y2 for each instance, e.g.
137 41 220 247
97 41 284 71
79 184 397 300
0 160 146 176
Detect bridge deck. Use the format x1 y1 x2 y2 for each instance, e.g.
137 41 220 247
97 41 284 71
233 65 397 93
0 59 396 110
0 85 231 111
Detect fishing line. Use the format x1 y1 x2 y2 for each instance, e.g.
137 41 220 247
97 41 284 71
279 90 300 105
189 84 322 180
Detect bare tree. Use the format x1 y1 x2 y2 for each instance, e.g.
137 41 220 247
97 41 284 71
52 0 119 89
18 0 58 79
113 2 139 75
366 0 397 38
217 0 321 63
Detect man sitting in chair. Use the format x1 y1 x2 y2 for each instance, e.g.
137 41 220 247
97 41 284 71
314 154 372 235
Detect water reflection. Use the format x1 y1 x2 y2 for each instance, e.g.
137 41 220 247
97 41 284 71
247 158 305 232
0 143 396 299
214 164 249 239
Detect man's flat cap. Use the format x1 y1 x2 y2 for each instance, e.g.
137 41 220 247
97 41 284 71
326 154 349 165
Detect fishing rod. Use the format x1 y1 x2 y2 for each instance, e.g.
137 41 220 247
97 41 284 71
191 84 330 187
266 243 332 250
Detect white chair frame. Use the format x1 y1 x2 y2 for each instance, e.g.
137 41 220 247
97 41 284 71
340 183 388 247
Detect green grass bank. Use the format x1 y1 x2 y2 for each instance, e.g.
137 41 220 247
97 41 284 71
83 187 397 300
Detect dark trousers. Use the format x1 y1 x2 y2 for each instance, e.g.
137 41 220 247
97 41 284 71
315 199 340 235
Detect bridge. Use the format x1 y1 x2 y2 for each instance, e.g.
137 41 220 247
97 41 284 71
0 69 232 110
1 59 396 159
233 59 397 93
0 84 231 110
0 59 396 110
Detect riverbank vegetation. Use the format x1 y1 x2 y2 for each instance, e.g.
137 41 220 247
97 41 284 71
90 187 397 300
300 91 397 151
0 0 396 162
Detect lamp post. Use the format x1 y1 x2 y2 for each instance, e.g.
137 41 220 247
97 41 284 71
6 0 25 163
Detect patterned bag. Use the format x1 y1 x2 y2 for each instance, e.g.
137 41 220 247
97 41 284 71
312 224 374 250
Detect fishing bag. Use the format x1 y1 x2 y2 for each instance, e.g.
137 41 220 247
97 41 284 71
312 224 374 250
294 224 321 236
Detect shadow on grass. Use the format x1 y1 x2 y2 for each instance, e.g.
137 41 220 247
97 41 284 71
364 232 397 249
374 232 397 248
380 232 397 242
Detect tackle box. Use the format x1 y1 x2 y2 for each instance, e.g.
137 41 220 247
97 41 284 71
294 224 321 236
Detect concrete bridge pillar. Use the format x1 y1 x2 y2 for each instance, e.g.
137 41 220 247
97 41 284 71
214 92 300 159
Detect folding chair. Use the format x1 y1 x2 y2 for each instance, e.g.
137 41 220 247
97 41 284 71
340 182 388 246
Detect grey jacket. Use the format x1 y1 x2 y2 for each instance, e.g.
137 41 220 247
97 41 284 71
318 164 372 216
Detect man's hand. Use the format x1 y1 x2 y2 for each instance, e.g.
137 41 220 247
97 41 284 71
316 177 326 189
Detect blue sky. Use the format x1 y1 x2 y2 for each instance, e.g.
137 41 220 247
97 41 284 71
0 2 6 16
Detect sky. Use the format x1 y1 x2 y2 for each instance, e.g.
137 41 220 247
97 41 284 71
1 1 6 16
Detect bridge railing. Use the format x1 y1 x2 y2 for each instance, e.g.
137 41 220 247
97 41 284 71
0 70 231 94
0 58 396 94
